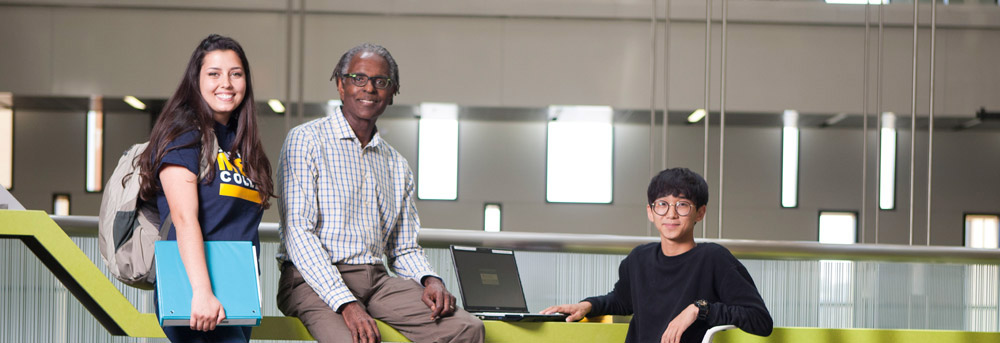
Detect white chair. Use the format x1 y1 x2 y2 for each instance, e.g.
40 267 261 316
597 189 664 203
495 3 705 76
702 325 737 343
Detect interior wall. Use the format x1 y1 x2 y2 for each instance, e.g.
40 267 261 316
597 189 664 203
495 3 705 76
0 1 998 115
3 0 998 246
9 106 999 246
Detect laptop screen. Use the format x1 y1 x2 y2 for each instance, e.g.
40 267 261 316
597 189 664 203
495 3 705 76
450 246 529 313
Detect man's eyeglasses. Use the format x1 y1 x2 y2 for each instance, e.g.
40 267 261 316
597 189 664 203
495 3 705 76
649 200 694 217
337 73 393 90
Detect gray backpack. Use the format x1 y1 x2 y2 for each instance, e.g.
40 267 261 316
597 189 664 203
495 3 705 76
98 137 217 289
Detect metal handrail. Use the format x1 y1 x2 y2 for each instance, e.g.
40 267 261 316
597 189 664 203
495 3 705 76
51 215 1000 264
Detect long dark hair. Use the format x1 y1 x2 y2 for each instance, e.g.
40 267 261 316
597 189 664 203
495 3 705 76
137 34 274 209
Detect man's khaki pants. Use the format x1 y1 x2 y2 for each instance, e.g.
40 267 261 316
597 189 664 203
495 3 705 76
277 263 484 343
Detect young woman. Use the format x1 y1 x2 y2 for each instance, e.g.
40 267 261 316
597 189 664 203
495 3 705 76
137 34 273 343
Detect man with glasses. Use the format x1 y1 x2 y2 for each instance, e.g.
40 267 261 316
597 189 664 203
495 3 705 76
542 168 772 343
276 43 483 343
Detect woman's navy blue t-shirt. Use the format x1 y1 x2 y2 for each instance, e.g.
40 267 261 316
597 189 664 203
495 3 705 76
154 120 263 251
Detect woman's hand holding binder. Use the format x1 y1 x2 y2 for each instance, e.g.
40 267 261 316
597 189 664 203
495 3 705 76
190 290 227 331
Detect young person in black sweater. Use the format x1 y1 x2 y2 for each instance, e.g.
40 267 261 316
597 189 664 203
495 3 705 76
542 167 772 343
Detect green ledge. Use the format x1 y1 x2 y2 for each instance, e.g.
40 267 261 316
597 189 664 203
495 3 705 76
3 210 1000 342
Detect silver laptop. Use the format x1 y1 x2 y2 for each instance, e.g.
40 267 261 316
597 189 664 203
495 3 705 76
449 245 567 322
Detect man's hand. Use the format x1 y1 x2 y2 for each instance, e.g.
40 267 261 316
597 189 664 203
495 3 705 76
341 302 380 343
540 301 592 322
661 304 699 343
421 277 456 320
190 290 225 332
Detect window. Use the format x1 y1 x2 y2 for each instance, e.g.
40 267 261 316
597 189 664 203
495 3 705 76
781 110 799 208
546 105 613 204
417 102 459 200
484 203 502 232
86 96 103 192
879 112 896 210
818 211 857 327
824 0 886 4
819 211 857 244
965 214 999 249
0 92 11 190
964 214 999 331
52 193 70 216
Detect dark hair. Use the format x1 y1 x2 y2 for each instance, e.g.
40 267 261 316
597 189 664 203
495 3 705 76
137 34 274 209
646 167 709 208
330 43 400 95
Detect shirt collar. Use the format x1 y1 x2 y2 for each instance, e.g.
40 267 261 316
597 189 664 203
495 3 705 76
331 106 381 148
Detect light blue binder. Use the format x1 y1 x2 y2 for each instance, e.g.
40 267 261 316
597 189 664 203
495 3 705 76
154 241 262 327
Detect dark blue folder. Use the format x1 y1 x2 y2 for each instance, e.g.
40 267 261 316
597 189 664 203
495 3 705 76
154 241 262 326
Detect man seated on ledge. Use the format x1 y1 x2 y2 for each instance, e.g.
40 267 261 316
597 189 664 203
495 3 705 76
542 167 773 343
276 43 483 343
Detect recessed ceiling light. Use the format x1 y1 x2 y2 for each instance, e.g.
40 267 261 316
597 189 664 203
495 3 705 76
268 99 285 113
123 96 146 110
687 109 706 123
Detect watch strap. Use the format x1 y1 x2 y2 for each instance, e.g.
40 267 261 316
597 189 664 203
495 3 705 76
694 299 709 321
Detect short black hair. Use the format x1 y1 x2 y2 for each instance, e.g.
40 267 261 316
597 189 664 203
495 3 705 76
646 167 709 208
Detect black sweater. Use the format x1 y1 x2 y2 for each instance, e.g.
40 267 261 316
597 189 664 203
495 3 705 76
584 243 773 343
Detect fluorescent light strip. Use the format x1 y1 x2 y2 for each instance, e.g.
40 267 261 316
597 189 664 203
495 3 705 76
268 99 286 113
781 110 799 208
0 93 11 189
546 105 613 203
86 96 103 192
688 109 706 123
484 203 501 232
122 96 146 110
879 112 896 210
417 103 459 200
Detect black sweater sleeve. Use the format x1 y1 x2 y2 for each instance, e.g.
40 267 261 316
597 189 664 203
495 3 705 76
583 254 634 316
707 263 773 336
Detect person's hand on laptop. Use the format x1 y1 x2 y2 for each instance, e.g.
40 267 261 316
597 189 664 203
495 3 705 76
541 301 592 322
422 277 456 320
341 302 381 343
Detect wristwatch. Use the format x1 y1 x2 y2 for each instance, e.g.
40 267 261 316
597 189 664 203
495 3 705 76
694 299 709 321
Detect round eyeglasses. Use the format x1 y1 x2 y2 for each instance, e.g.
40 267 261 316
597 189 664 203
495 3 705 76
650 200 694 217
341 73 393 90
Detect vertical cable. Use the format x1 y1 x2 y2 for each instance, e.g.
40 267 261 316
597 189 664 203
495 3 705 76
297 0 306 124
703 0 712 238
718 0 728 238
285 0 293 131
648 0 658 236
861 0 870 244
875 0 884 244
927 0 937 246
908 0 919 245
649 0 658 182
663 0 671 171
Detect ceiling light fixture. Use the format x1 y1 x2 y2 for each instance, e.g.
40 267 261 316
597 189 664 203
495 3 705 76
687 109 706 123
822 113 848 127
268 99 286 114
123 96 146 110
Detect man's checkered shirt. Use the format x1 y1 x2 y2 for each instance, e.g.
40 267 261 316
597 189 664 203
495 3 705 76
277 107 438 312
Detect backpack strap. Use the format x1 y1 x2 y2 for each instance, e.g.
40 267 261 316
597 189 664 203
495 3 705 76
197 133 221 180
160 215 172 240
